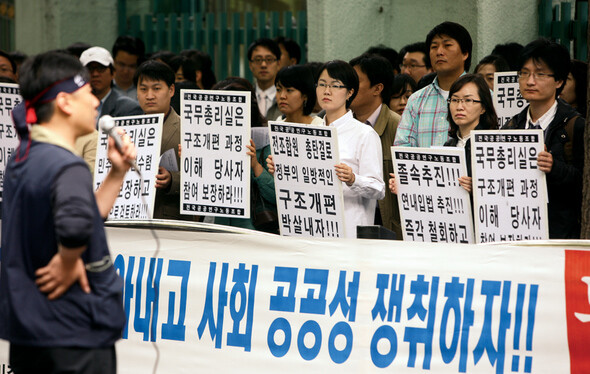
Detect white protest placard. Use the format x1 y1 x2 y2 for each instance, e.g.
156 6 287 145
471 130 549 243
392 146 474 243
493 71 527 127
180 89 251 218
94 114 163 220
0 83 21 201
269 121 345 238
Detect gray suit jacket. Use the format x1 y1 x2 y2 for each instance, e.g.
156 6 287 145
101 88 143 118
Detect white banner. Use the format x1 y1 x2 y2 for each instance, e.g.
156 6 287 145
0 83 21 202
493 72 527 128
1 223 590 372
471 130 549 243
269 121 345 238
392 146 474 243
180 89 251 218
94 114 163 220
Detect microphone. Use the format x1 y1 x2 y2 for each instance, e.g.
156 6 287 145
98 115 139 172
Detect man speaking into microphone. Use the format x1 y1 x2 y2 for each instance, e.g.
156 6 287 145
0 51 136 373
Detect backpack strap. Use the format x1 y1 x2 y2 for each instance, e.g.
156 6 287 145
563 115 579 164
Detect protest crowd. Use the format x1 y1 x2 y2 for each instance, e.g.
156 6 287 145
0 21 587 242
0 18 587 373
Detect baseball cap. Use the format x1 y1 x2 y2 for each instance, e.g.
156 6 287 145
79 46 114 67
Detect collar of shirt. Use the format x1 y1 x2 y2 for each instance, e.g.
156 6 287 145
325 109 354 128
256 84 277 103
364 104 382 127
526 100 558 131
30 125 78 155
457 133 469 148
101 89 112 105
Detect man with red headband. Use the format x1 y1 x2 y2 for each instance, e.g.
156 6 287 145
0 51 136 373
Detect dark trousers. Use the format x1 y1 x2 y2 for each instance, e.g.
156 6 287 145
9 344 116 374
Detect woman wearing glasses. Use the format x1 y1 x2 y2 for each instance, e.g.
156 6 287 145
269 60 385 238
389 74 497 195
315 60 385 237
274 65 323 125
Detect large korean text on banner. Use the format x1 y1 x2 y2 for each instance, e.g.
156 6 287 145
181 90 251 218
392 146 474 243
493 72 527 128
471 130 549 243
0 83 21 201
94 114 163 220
270 121 345 237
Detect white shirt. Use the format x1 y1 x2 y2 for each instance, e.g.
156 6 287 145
364 104 382 128
325 110 385 238
526 100 558 132
275 115 324 126
256 84 277 117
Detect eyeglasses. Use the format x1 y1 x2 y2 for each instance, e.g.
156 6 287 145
250 57 277 65
399 63 426 70
447 97 481 105
517 71 555 80
316 82 347 90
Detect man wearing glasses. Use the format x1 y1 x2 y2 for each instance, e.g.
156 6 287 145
399 42 432 84
394 22 472 148
247 38 282 121
503 38 585 239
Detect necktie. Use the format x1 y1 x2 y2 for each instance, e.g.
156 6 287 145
259 93 267 116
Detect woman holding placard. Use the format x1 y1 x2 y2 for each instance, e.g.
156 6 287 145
389 74 497 195
268 60 385 238
274 65 323 125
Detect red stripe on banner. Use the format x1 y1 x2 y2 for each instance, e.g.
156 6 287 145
564 249 590 374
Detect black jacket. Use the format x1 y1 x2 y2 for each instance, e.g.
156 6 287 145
503 99 585 239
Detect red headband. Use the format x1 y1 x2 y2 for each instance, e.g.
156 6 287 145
24 74 88 124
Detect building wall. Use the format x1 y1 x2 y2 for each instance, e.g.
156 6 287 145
307 0 539 72
15 0 118 54
14 0 540 71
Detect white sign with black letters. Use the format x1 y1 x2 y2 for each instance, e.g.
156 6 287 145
0 83 21 202
392 146 474 243
94 114 163 220
180 90 251 218
471 130 549 243
493 72 527 128
270 121 345 238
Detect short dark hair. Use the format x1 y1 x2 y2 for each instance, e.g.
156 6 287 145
169 55 197 83
150 50 176 67
8 51 27 66
401 42 431 69
474 54 510 74
426 21 472 71
364 45 399 72
65 42 91 58
275 65 316 115
517 38 570 96
447 74 498 138
247 38 281 61
391 73 417 100
212 77 265 127
0 50 17 76
112 35 145 62
491 42 523 71
134 60 175 87
349 53 394 102
19 51 89 123
319 60 359 109
274 36 301 64
179 49 217 89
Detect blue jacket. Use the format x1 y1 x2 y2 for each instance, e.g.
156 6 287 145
0 139 125 347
